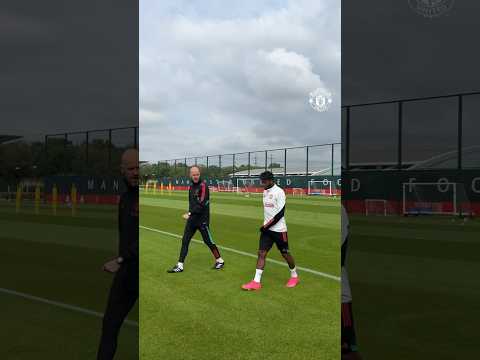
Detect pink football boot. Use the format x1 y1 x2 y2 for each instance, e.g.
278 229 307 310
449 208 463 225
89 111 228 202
286 277 299 288
241 280 262 291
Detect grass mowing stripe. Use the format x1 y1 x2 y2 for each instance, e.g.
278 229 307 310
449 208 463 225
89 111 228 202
140 225 340 281
0 287 138 328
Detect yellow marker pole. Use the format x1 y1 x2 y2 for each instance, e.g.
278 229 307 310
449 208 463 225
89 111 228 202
52 184 58 216
35 182 41 215
71 184 77 217
16 184 22 214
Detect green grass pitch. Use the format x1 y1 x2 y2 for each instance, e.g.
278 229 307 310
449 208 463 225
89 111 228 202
0 200 138 359
140 190 341 360
347 214 480 359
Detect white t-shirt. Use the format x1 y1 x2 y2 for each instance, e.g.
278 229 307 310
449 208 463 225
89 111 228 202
263 184 287 232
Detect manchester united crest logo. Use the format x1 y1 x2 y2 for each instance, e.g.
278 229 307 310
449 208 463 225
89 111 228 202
408 0 455 18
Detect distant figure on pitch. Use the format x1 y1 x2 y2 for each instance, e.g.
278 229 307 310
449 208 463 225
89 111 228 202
242 171 299 290
167 166 225 273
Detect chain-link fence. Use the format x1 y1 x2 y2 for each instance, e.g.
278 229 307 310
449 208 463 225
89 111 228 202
147 143 341 180
342 91 480 215
0 126 138 196
44 126 138 176
343 91 480 171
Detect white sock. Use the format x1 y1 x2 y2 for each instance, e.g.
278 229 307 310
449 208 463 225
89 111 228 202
290 267 298 278
177 262 184 269
217 257 224 263
254 269 263 283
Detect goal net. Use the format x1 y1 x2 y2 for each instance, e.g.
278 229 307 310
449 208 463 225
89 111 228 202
365 199 388 216
402 182 472 216
292 188 305 197
236 178 263 195
217 180 234 192
308 179 336 196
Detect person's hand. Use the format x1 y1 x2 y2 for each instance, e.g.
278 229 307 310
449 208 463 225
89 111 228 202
259 226 266 233
103 259 121 273
182 212 190 220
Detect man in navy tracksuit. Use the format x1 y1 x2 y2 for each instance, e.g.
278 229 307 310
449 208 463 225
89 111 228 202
167 166 224 273
97 149 139 360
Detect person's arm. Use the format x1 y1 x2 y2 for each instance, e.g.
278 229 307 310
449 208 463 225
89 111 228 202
261 190 286 231
190 182 209 215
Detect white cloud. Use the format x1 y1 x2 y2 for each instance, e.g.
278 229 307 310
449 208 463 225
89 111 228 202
140 0 340 161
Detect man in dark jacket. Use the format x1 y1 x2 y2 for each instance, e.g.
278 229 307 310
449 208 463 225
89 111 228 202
167 166 224 273
97 148 139 360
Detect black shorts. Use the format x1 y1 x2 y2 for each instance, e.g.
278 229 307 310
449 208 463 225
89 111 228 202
259 230 289 253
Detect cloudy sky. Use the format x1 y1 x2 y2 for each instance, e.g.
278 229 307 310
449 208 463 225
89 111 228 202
0 1 137 141
140 0 340 161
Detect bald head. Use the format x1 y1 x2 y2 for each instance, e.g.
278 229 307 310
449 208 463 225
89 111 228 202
189 166 201 183
121 148 139 187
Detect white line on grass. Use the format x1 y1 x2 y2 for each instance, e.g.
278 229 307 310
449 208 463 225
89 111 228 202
140 225 340 282
0 287 138 328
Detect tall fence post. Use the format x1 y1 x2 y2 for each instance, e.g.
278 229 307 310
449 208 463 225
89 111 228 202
233 153 236 178
86 131 89 168
219 155 222 177
458 95 463 170
345 107 350 170
306 146 309 190
398 101 403 170
331 143 334 176
108 129 112 172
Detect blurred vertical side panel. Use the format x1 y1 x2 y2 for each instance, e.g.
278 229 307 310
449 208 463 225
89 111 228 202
342 0 480 359
0 1 138 359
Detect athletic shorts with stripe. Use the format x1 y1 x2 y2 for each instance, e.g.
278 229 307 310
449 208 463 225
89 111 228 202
259 230 289 253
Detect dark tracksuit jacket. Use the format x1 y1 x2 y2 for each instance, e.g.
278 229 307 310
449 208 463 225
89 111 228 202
179 179 218 262
188 179 210 225
97 183 138 360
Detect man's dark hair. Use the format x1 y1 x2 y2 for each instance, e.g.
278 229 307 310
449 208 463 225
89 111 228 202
259 171 274 181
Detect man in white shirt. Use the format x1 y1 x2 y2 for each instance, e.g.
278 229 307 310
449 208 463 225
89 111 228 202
241 171 299 290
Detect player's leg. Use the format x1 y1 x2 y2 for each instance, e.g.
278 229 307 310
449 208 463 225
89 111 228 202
241 231 273 290
341 236 361 359
97 270 138 360
342 267 361 358
274 232 299 287
198 222 225 269
167 220 196 273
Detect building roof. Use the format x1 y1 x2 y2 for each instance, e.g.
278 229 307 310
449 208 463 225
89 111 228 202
0 135 23 144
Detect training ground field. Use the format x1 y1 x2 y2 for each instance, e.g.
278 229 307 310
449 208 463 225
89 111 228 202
347 214 480 359
0 200 138 359
140 190 341 360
